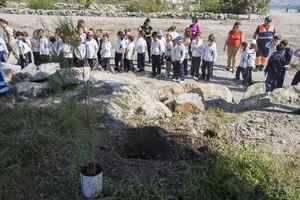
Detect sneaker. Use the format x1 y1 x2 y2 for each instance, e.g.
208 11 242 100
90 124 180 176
193 76 198 80
179 80 185 84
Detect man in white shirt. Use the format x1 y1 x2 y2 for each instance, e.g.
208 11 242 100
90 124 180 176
173 36 186 83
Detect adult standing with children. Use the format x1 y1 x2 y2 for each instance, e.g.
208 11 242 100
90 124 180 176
140 18 153 63
253 16 276 71
224 22 244 72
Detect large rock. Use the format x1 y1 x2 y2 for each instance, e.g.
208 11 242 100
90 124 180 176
15 82 50 98
76 78 172 120
239 85 300 111
158 82 234 105
12 64 37 83
243 82 265 100
33 63 60 82
0 62 22 82
172 93 205 114
59 67 90 85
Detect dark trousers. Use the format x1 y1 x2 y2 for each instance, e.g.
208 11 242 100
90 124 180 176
74 57 84 67
115 52 124 72
242 67 253 86
87 58 97 70
174 61 185 81
152 55 161 77
145 37 152 62
33 51 40 66
62 58 74 68
183 59 188 76
102 57 110 70
137 53 145 71
236 66 243 80
201 60 214 81
39 54 50 65
191 56 201 77
277 67 286 88
265 72 279 92
292 71 300 86
19 52 32 68
124 59 134 72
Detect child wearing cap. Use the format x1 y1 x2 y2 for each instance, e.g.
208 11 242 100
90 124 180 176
115 31 126 72
85 31 99 70
191 32 203 80
124 35 135 72
100 33 113 72
151 32 163 77
135 31 147 72
240 42 256 86
201 34 217 81
173 36 186 83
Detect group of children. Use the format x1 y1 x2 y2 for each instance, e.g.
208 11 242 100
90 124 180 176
0 17 299 98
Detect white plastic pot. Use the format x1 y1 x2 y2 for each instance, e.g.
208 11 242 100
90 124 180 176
80 163 103 199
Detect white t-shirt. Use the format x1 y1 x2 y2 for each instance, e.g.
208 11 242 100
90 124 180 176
151 40 162 56
101 41 112 58
174 44 186 63
191 39 203 57
59 43 73 59
202 42 217 62
115 39 126 54
0 37 8 52
16 38 31 55
135 37 147 54
74 43 86 59
85 39 99 59
31 37 40 52
126 42 135 60
165 41 173 57
39 37 50 55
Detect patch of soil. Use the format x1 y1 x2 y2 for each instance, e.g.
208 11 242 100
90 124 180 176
115 126 200 161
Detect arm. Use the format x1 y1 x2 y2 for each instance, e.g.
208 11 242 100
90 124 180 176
253 26 259 39
224 35 229 51
213 46 218 63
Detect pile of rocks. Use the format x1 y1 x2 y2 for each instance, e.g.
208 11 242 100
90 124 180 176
0 7 258 20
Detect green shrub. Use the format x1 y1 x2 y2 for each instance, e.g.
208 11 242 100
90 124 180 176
0 0 6 7
27 0 56 10
125 0 168 13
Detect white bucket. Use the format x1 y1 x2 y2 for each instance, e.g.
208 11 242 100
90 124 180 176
80 163 103 199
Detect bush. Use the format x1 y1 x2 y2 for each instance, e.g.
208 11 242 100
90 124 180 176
27 0 56 10
0 0 6 7
125 0 168 13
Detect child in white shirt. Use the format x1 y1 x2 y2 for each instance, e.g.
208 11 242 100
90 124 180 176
39 29 50 64
16 31 32 68
241 42 256 86
59 42 74 68
31 30 40 65
85 31 99 70
173 36 186 83
201 34 217 81
0 36 8 62
100 33 113 72
191 32 203 79
165 33 173 79
125 35 135 72
115 31 126 72
183 37 191 76
135 31 147 72
151 32 163 77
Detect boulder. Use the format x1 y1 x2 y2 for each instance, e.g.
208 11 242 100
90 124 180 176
172 93 205 114
0 62 22 82
59 67 90 85
15 82 50 98
158 82 234 104
243 82 265 100
239 85 300 111
22 63 37 76
33 63 60 82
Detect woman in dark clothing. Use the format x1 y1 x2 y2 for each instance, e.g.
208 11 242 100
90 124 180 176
140 18 153 63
